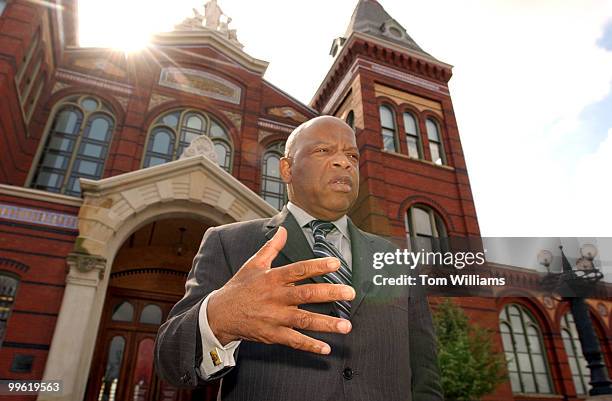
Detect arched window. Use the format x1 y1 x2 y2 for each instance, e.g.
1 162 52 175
31 95 115 196
405 205 447 252
561 312 593 394
0 273 19 348
98 335 126 401
144 109 233 172
139 304 162 325
379 105 398 152
111 301 134 322
261 142 286 210
403 112 422 159
345 110 355 129
426 118 445 165
499 304 552 394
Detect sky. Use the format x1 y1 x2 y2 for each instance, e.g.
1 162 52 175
78 0 612 239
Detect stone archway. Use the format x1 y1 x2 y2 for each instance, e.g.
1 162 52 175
39 155 276 401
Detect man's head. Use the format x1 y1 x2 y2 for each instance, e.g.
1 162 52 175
280 116 359 221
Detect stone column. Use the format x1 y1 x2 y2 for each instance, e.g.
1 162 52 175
38 253 106 401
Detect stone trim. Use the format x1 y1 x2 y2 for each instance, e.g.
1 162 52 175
0 203 78 229
0 184 83 207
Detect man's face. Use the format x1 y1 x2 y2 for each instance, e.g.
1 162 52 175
281 117 359 221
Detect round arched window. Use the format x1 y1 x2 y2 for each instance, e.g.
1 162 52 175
144 109 233 172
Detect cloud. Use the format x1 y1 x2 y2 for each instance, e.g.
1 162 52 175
598 18 612 50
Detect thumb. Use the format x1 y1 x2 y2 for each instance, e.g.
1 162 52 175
249 226 287 269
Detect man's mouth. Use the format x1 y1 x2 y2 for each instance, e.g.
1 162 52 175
328 176 353 193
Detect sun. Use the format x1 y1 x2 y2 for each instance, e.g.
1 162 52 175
78 0 196 53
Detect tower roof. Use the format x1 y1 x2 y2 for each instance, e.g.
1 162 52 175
343 0 428 55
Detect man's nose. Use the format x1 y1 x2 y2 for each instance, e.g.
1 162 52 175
332 154 352 169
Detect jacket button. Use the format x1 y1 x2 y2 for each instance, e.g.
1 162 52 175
342 367 354 380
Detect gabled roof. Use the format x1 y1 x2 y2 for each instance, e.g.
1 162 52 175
343 0 430 57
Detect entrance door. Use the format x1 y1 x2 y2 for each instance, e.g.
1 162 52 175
85 288 218 401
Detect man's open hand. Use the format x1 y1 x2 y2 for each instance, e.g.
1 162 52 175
206 226 355 355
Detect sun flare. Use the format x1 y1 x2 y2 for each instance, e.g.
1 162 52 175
78 0 198 52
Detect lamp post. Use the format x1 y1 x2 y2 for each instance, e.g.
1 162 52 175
538 244 612 396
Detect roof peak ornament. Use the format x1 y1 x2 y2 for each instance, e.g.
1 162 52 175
174 0 244 49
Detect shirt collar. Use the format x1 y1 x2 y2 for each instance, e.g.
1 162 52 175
286 201 349 240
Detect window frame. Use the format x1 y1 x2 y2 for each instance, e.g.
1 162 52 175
561 312 593 395
29 95 116 196
499 304 553 395
260 141 287 210
379 104 400 153
425 117 446 165
345 110 355 129
402 110 423 159
0 272 19 349
404 204 448 252
142 108 233 172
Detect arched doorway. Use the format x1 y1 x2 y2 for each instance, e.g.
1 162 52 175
85 217 218 401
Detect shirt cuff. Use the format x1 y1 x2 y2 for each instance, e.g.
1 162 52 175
197 290 241 379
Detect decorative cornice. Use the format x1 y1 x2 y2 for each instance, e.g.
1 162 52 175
311 32 453 110
151 31 268 75
56 68 134 95
257 118 296 133
319 57 450 115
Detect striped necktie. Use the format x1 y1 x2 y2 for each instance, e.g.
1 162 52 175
309 220 352 319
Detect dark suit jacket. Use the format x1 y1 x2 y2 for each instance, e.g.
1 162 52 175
154 208 443 401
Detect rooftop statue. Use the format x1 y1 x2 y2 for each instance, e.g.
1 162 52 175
204 0 225 31
174 1 244 49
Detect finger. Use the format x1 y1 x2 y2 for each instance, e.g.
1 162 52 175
249 227 287 268
272 257 342 284
271 327 332 355
284 283 355 305
283 309 352 334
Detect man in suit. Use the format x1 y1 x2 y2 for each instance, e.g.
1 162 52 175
154 116 443 401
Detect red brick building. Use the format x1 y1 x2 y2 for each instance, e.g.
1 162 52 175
0 0 610 400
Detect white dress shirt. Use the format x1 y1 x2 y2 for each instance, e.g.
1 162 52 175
197 202 352 379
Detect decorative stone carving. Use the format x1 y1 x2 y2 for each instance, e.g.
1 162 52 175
67 252 106 277
51 81 71 95
180 135 219 164
597 302 608 317
174 1 244 48
258 130 278 143
159 67 241 104
542 295 555 309
204 0 225 30
73 58 126 78
115 95 129 111
221 110 242 130
267 106 308 123
148 93 175 111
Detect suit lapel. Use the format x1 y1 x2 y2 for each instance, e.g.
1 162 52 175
264 209 380 302
348 220 377 318
265 207 316 270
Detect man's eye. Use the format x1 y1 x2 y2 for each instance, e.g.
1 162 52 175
317 148 328 153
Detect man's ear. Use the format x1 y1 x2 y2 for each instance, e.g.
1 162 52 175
279 157 292 183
